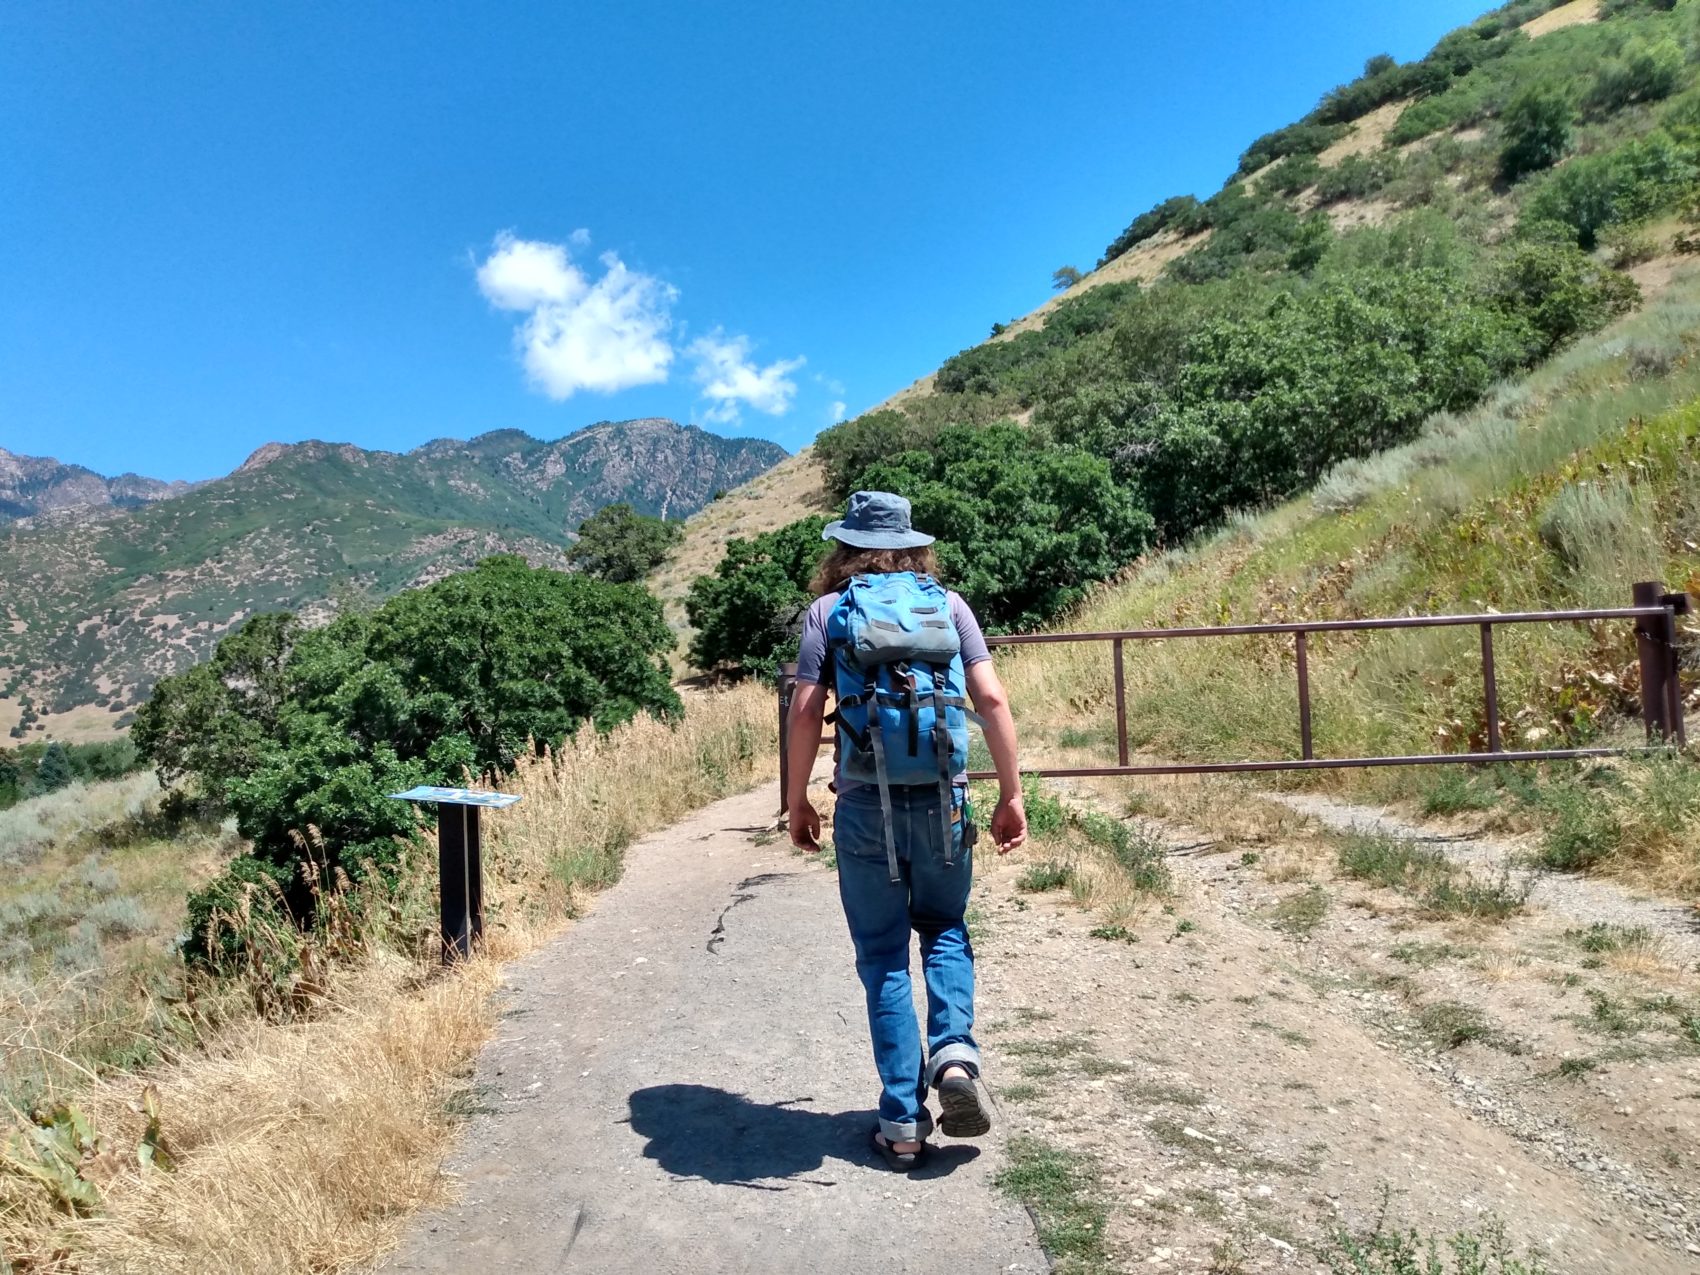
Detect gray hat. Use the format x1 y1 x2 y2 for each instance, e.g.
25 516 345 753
822 490 935 549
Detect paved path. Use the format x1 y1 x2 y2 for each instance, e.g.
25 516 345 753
385 781 1048 1275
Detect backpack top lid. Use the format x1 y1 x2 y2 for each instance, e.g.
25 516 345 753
829 571 961 669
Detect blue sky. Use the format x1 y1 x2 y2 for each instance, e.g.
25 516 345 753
1 1 1492 483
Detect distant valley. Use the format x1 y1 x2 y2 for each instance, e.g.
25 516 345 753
0 419 784 741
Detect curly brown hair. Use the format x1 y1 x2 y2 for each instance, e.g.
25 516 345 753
810 543 941 597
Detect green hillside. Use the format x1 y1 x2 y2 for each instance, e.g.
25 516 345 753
682 0 1700 666
0 419 784 739
672 0 1699 887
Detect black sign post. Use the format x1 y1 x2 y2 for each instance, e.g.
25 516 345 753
390 785 522 963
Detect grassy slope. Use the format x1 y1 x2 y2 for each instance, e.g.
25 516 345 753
998 268 1700 892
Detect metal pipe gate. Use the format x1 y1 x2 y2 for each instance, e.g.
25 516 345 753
777 582 1691 802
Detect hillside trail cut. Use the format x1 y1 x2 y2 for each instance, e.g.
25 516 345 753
383 769 1047 1275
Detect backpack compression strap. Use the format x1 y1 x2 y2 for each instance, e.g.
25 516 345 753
930 670 955 868
864 667 903 885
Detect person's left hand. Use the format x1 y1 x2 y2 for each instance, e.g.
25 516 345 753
789 799 822 851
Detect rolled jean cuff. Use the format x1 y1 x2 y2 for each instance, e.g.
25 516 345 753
927 1043 981 1087
879 1109 935 1143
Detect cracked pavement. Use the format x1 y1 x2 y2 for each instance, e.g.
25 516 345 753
383 779 1046 1275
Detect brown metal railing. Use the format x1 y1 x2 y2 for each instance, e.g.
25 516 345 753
779 582 1691 799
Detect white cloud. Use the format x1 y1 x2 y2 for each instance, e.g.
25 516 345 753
829 400 847 423
476 235 579 310
688 329 804 426
476 232 676 399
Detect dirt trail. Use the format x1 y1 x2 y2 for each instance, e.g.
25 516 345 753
382 778 1046 1275
976 780 1700 1271
1274 793 1700 964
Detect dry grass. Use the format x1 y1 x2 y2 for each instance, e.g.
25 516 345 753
1601 931 1680 980
1474 949 1535 984
1316 99 1409 169
1 684 778 1273
1522 0 1600 38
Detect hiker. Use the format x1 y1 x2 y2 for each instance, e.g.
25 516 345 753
785 490 1028 1171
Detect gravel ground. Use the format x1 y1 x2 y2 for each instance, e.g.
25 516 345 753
972 778 1700 1272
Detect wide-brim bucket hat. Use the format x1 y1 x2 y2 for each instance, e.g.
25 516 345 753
821 489 935 549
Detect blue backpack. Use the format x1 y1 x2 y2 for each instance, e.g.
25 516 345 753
826 572 976 882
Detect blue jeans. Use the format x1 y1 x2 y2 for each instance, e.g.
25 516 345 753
834 782 980 1142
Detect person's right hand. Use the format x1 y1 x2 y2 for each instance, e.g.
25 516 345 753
991 795 1027 854
789 799 822 851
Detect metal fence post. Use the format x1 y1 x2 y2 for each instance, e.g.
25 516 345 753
1112 639 1130 766
1633 581 1671 741
1659 590 1691 748
1295 631 1314 760
777 661 798 819
1480 623 1501 753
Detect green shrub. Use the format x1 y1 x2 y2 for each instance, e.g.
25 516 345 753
1536 476 1664 602
1048 267 1536 539
816 411 939 502
1016 861 1075 893
685 517 828 678
1500 83 1574 182
1314 152 1402 205
1099 195 1208 267
1338 830 1450 890
1592 36 1684 111
1420 769 1500 815
1268 153 1325 195
1538 783 1623 870
1522 130 1700 247
31 743 73 796
152 557 681 965
1491 239 1640 354
1238 121 1351 176
933 283 1139 406
1021 776 1068 838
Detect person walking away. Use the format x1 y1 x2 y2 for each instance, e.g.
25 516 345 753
785 490 1028 1171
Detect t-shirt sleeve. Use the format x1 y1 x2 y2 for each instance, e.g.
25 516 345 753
951 593 992 667
794 595 834 684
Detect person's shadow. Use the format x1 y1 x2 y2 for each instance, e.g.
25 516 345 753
626 1084 978 1188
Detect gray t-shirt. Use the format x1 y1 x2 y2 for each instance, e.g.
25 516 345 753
795 589 991 789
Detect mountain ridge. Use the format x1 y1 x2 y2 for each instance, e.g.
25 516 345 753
1 418 785 741
0 446 196 523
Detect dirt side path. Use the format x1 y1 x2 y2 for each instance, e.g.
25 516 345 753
383 780 1046 1275
973 785 1700 1272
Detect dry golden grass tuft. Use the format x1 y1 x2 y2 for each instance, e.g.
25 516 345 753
1474 949 1535 984
2 684 778 1274
1601 931 1679 980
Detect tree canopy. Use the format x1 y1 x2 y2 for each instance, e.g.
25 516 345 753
567 502 684 583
